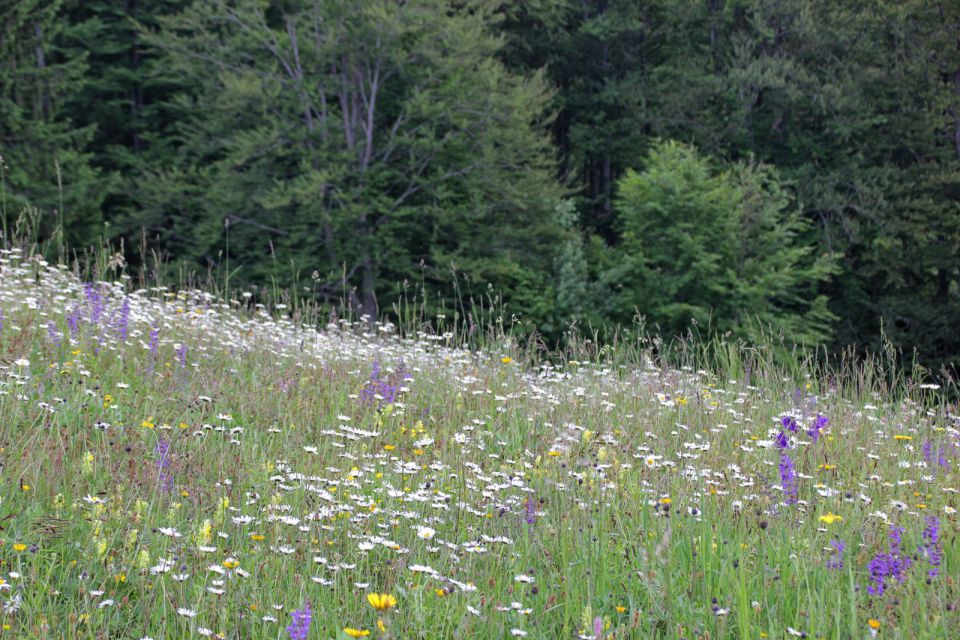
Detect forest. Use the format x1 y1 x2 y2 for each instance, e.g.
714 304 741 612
2 0 959 371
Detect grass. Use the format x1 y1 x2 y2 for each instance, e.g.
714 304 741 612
0 246 957 639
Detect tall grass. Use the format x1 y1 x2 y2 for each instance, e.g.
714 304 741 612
0 237 957 640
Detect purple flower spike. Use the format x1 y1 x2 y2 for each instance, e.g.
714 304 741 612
286 602 312 640
807 414 828 444
779 453 798 504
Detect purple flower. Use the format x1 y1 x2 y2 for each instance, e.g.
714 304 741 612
593 615 603 639
826 538 845 570
779 452 798 504
85 283 104 325
924 441 954 473
176 343 188 369
867 525 913 596
775 431 790 450
149 326 160 356
921 517 942 578
155 438 173 492
47 321 61 347
781 415 799 433
67 306 82 339
360 359 407 410
286 602 312 640
888 526 904 556
525 496 537 526
116 298 130 342
866 552 911 596
807 414 828 444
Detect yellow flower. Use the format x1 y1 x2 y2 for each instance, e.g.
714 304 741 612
383 444 396 451
548 450 561 458
894 435 912 441
367 593 397 611
615 605 626 613
819 512 842 525
659 497 672 506
223 559 240 570
377 619 387 633
868 618 881 630
501 356 513 364
344 627 370 638
141 418 155 429
12 543 26 552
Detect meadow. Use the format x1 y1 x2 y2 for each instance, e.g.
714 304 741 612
0 247 957 639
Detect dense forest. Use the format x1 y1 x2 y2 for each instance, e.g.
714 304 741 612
2 0 959 371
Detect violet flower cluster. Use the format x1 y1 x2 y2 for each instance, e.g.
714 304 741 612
360 359 411 409
155 438 174 492
866 526 912 596
286 602 312 640
920 517 942 579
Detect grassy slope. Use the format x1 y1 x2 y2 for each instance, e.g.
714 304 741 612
0 248 957 639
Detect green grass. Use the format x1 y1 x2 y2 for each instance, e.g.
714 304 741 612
0 246 957 639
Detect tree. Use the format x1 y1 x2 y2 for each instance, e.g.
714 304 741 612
608 140 835 345
129 0 561 320
0 0 109 250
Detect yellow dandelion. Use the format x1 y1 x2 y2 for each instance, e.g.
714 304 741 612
343 627 370 638
819 512 842 525
501 356 513 364
12 543 27 552
894 435 912 441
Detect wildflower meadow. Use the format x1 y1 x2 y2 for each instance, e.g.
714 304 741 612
0 247 957 639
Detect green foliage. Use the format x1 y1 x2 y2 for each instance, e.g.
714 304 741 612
610 140 835 345
2 0 959 370
121 0 562 323
0 0 110 250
